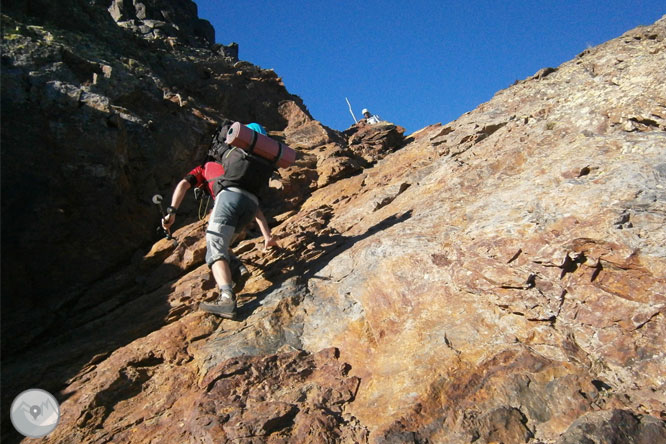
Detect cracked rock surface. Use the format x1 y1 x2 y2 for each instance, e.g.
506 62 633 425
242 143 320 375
2 3 666 444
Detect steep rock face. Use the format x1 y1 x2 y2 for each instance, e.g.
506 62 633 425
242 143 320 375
0 0 341 353
2 4 665 444
290 19 666 442
1 2 406 441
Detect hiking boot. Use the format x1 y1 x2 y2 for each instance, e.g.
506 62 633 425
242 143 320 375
233 264 251 293
200 289 237 319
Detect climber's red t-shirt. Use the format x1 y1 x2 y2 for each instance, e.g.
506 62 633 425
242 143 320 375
184 162 224 197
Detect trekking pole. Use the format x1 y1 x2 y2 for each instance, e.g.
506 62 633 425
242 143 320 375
345 97 358 124
152 194 173 240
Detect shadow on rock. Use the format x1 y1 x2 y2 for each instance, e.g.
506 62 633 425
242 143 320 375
0 238 204 442
236 210 413 319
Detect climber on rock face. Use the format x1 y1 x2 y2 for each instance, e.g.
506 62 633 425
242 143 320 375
162 122 279 320
360 108 381 125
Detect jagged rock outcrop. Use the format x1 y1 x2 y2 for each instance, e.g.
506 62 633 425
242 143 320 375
2 2 665 443
107 0 214 46
344 121 408 166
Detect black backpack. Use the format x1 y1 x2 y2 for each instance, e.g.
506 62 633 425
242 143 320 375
206 119 275 197
216 147 275 197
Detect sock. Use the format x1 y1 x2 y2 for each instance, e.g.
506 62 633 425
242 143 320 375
220 284 233 295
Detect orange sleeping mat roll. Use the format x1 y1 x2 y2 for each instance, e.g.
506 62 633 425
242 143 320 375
225 122 296 168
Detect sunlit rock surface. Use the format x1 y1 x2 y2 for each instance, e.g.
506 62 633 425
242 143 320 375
2 3 665 443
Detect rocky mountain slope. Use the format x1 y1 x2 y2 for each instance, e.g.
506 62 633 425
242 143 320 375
2 2 665 443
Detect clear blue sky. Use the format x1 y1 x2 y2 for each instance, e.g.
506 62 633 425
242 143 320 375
194 1 664 134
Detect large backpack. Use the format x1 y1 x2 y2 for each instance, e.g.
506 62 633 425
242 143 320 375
215 147 275 197
207 120 276 197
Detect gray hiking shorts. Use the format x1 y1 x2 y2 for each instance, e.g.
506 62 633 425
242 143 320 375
205 188 258 267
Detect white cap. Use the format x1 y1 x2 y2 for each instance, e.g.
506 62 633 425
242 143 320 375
362 108 369 114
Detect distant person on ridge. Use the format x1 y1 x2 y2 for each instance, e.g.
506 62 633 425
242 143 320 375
162 122 278 320
361 108 381 125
